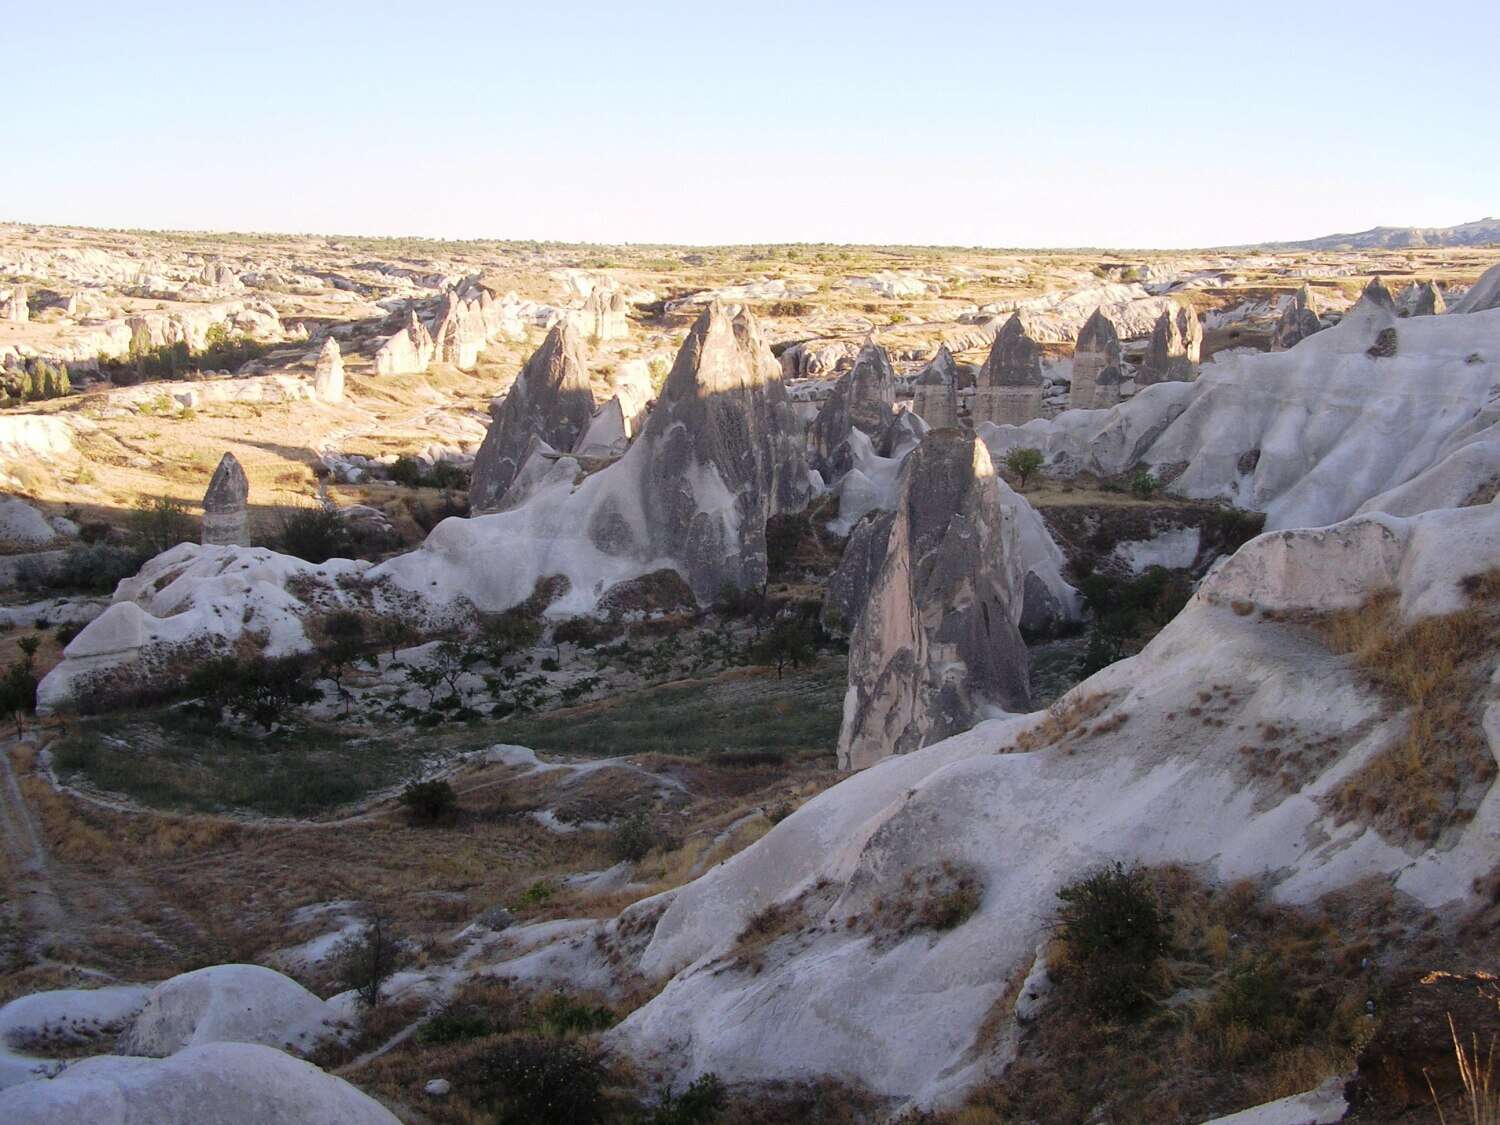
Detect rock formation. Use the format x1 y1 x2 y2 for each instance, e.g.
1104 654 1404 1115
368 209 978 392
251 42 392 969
1361 276 1397 312
809 342 896 482
373 309 434 375
1400 280 1445 317
836 428 1030 771
972 312 1045 425
1140 303 1202 384
312 337 344 403
1452 261 1500 313
1068 309 1122 409
3 286 27 323
201 453 249 547
911 345 960 429
571 285 629 342
1092 362 1124 408
469 322 595 511
431 291 486 370
1270 285 1323 351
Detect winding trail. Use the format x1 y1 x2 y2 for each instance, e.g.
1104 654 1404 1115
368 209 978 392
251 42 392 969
0 736 72 959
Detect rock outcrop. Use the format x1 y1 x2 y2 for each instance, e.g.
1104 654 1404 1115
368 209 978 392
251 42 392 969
911 345 960 429
3 286 27 323
972 312 1045 425
201 453 249 547
312 337 344 403
836 429 1030 770
1452 261 1500 313
431 291 486 370
1361 276 1397 312
1270 285 1322 351
1068 309 1122 409
468 322 595 511
373 309 434 375
1140 302 1202 384
809 342 896 482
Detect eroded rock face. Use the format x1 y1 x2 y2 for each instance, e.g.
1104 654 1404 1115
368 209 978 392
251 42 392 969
312 337 344 403
586 303 813 601
431 291 486 370
1361 276 1397 312
912 345 960 429
1270 285 1323 351
810 342 896 482
469 322 595 512
1453 261 1500 313
571 286 629 341
373 309 435 376
836 429 1030 770
1400 280 1445 318
201 453 249 547
1141 302 1202 384
1069 309 1122 409
3 286 27 324
973 312 1045 425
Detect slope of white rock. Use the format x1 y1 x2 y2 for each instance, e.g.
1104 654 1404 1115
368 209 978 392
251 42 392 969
981 306 1500 529
118 964 344 1058
496 501 1500 1110
0 1042 398 1124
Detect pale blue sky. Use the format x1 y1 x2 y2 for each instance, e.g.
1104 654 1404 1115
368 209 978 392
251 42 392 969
9 1 1497 247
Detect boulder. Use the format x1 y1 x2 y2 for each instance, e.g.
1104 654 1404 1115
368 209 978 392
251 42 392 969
469 322 596 512
119 964 342 1058
1270 285 1323 351
1069 309 1122 409
836 429 1030 770
0 497 57 547
1140 302 1202 384
312 337 344 403
201 453 249 547
809 342 896 482
911 345 960 429
972 312 1046 425
0 1042 398 1124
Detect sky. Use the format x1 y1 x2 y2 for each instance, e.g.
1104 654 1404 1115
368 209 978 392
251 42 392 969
7 1 1498 248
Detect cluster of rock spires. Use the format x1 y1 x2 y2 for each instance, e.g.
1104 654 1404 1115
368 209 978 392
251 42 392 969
568 286 629 341
373 309 435 375
468 322 597 511
201 453 249 547
809 342 896 482
1068 309 1123 409
1140 302 1203 384
834 428 1030 770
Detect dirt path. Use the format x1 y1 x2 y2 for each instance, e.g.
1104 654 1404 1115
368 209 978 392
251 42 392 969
0 737 74 959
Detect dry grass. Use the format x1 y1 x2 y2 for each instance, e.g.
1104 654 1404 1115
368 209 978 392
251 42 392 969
1313 578 1500 843
1431 1014 1499 1125
1011 689 1121 753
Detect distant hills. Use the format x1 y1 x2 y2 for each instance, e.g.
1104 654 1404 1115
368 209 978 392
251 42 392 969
1261 217 1500 250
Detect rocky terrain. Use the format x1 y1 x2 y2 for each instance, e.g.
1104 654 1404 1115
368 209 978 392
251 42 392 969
0 222 1497 1123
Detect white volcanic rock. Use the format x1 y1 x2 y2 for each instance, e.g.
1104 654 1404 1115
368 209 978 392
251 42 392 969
0 497 57 547
944 282 1178 351
836 429 1031 770
1270 285 1323 351
0 984 151 1090
312 336 344 403
431 291 486 369
0 1042 397 1124
1140 302 1203 384
373 309 434 375
570 285 629 341
979 306 1500 530
1399 280 1445 318
911 345 959 429
809 342 897 482
2 286 27 323
119 964 342 1058
1197 1078 1347 1124
507 500 1500 1111
469 322 596 511
1452 261 1500 313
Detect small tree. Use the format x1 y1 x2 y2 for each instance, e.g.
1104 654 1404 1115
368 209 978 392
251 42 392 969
275 506 351 564
611 812 658 862
1004 447 1045 490
129 496 195 555
1055 862 1167 1020
334 909 401 1009
226 655 317 729
752 617 815 679
400 778 458 826
317 610 367 715
1130 468 1161 499
377 618 418 662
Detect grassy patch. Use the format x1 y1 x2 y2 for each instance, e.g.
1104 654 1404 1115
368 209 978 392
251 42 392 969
50 709 431 817
1312 575 1500 843
491 658 846 761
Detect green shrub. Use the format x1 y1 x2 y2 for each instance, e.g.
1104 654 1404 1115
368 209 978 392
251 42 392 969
537 994 615 1035
611 811 658 863
275 505 351 563
1055 863 1167 1020
1129 468 1161 499
1004 447 1045 489
644 1074 727 1125
400 778 458 825
43 543 149 594
128 495 195 555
